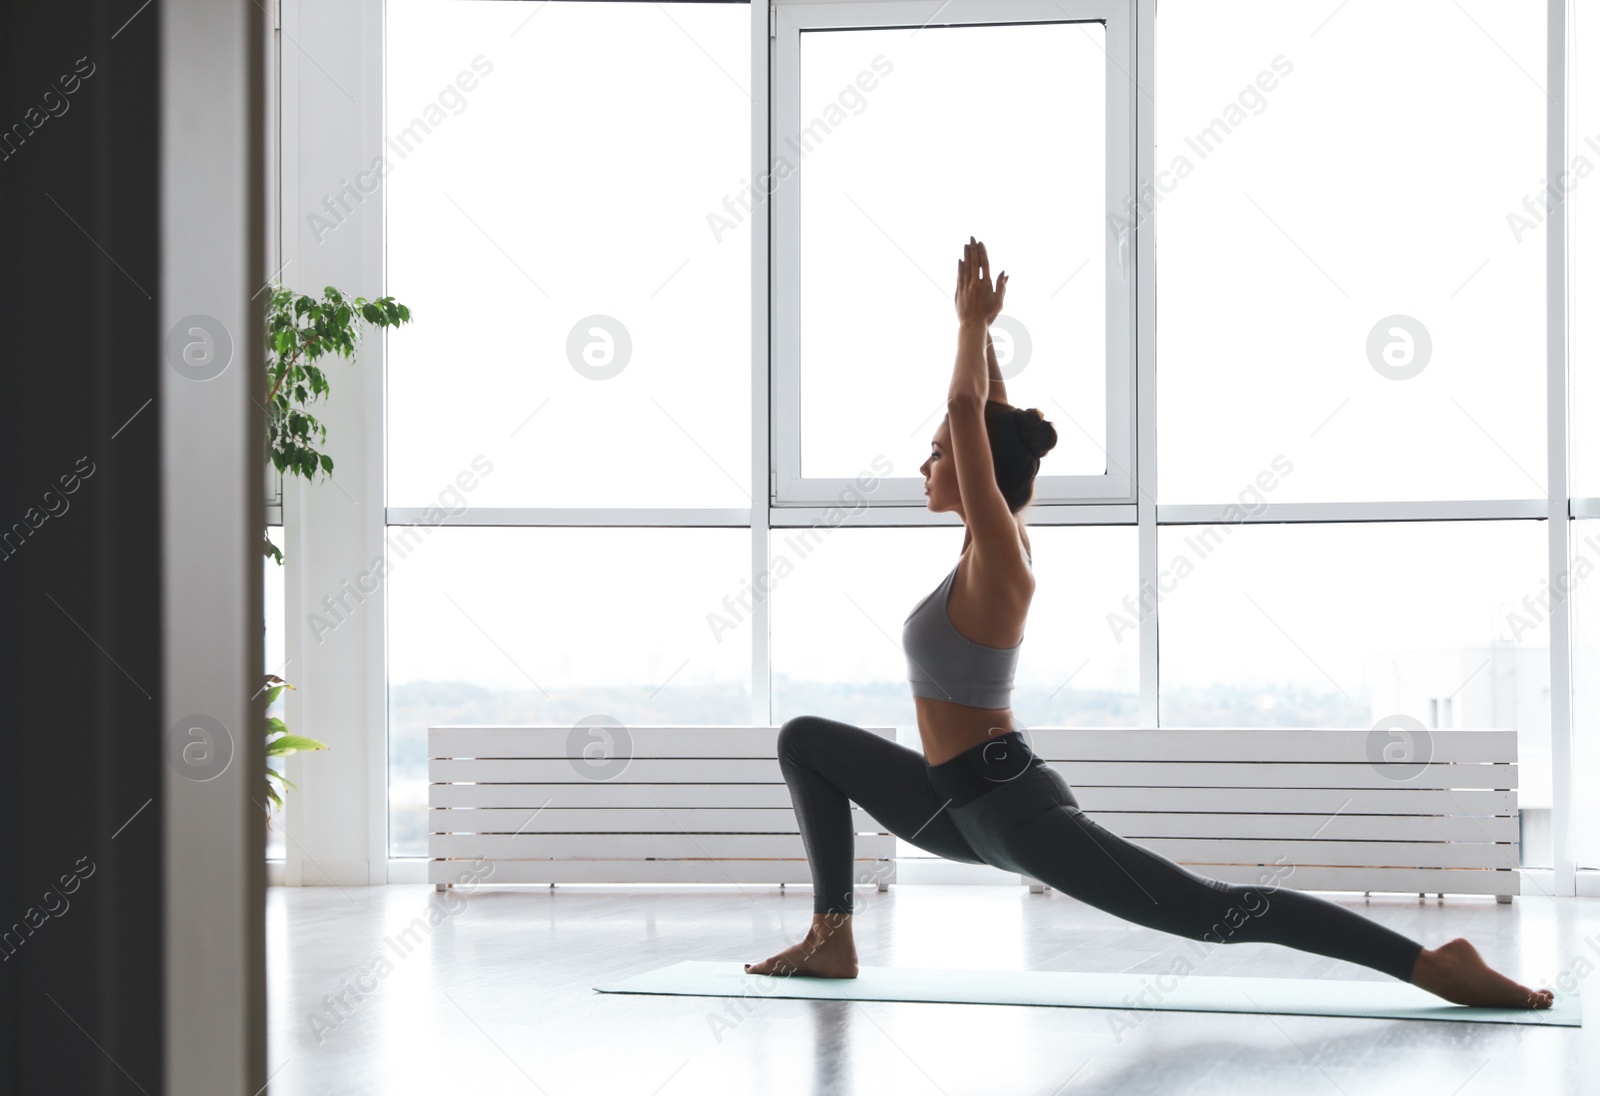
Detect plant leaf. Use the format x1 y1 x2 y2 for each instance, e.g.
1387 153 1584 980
268 734 330 755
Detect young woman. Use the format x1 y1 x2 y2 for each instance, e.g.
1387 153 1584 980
746 237 1555 1010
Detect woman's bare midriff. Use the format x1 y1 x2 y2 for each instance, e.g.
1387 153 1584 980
916 696 1020 767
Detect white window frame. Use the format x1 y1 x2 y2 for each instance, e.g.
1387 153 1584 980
769 0 1138 506
271 0 1593 893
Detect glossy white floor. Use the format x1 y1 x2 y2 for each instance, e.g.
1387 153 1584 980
267 880 1595 1095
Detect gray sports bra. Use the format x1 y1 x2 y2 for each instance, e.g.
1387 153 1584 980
902 552 1030 709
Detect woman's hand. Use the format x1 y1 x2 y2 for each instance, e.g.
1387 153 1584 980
954 236 1007 326
984 269 1010 327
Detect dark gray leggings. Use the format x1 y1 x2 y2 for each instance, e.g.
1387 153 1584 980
777 715 1425 983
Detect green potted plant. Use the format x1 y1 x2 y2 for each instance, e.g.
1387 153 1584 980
260 284 413 818
263 284 413 563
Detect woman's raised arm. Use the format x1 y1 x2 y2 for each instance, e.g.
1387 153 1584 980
986 329 1008 406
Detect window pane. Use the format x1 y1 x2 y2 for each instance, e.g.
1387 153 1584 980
1156 520 1551 864
386 527 752 857
386 1 751 508
1574 520 1600 868
1156 1 1547 503
772 525 1139 731
797 22 1106 479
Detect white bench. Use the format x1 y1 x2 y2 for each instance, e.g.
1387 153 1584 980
1018 728 1520 902
428 725 897 889
429 725 1520 904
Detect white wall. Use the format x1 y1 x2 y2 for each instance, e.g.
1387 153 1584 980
280 0 389 885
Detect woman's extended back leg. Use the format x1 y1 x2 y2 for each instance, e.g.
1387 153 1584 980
977 769 1424 983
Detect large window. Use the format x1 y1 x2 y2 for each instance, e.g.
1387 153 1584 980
386 0 755 855
1154 519 1555 866
1152 0 1558 870
1156 0 1546 504
386 527 753 855
775 9 1122 501
381 0 1588 880
386 0 752 510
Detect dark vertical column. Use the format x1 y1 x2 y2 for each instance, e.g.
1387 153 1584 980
0 1 165 1093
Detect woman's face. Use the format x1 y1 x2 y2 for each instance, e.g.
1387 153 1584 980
919 416 961 514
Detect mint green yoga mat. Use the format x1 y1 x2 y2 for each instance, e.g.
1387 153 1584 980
595 960 1579 1026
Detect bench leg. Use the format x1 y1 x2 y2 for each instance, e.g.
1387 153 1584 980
1497 893 1513 904
435 884 446 892
877 882 889 891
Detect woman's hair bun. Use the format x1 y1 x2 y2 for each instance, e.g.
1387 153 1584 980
1023 408 1058 460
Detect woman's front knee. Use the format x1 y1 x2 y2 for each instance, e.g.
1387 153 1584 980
777 714 826 759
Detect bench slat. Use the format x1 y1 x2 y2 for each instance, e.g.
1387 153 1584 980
427 833 895 859
1064 786 1517 815
428 726 1514 763
426 783 1518 815
1027 727 1517 763
425 807 1515 842
429 757 1516 789
429 783 800 808
1123 837 1514 869
1079 812 1517 842
428 807 879 835
429 859 890 886
1023 864 1520 897
1021 761 1516 790
430 725 889 759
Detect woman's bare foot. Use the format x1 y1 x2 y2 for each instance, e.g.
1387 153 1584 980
1410 938 1554 1008
745 913 859 978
